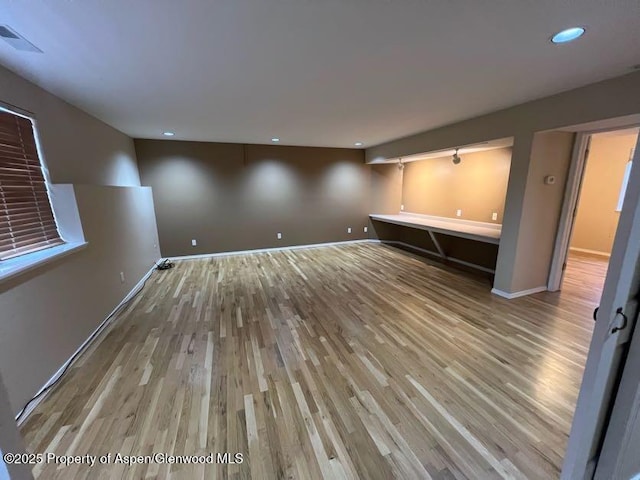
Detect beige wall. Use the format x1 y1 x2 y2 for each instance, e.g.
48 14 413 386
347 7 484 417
509 131 575 292
370 163 403 214
571 132 638 254
402 147 512 223
0 371 32 479
368 71 640 294
0 65 160 415
136 140 370 257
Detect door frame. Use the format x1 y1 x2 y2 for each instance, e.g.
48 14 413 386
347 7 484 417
548 124 640 292
548 132 590 291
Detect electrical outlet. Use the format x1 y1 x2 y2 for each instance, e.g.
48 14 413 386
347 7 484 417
456 209 462 217
400 204 404 211
191 239 197 247
492 212 498 221
347 227 352 234
120 272 125 283
277 232 282 240
364 226 368 233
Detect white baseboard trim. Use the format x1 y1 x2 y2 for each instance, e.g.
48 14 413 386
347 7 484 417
380 240 496 274
491 286 547 299
569 247 611 258
15 260 160 425
169 239 371 261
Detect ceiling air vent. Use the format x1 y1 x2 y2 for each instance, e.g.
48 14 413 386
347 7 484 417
0 25 42 52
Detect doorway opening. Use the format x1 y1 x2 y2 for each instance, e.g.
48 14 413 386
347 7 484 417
549 127 639 307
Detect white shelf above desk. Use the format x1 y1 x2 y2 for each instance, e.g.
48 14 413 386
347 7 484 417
369 212 502 273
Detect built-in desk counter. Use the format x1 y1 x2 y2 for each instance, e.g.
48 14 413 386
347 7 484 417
369 213 501 272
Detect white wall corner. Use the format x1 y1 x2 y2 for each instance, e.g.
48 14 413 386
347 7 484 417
491 286 547 299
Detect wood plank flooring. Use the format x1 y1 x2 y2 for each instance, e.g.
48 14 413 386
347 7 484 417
19 244 604 479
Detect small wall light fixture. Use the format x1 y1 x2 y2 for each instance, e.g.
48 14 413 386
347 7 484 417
452 148 461 165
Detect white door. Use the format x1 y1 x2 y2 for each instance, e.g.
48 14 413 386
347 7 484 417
562 135 640 478
594 309 640 479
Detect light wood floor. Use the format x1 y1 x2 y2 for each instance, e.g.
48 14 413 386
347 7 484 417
20 244 606 479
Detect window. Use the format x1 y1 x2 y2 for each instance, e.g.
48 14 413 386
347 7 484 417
0 108 63 260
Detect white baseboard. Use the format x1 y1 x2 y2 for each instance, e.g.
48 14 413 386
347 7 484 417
569 247 611 258
380 240 496 274
491 286 547 299
15 260 160 425
169 239 371 261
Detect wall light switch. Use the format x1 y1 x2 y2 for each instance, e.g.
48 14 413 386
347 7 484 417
347 227 352 234
400 204 404 211
456 209 462 217
277 232 282 240
364 226 368 233
191 239 197 247
492 212 498 221
120 272 125 283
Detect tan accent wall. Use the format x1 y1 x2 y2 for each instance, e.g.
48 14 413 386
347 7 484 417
402 148 512 223
571 132 638 254
0 65 160 415
370 163 403 214
136 140 370 257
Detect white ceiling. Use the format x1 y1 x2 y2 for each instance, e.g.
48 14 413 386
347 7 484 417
0 0 639 148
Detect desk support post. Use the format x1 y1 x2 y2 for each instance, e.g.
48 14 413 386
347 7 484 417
428 230 446 259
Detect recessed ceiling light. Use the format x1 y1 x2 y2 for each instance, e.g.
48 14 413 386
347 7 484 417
551 27 585 44
163 131 175 136
271 138 280 142
355 142 363 147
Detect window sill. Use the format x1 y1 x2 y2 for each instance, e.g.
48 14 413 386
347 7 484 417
0 242 88 285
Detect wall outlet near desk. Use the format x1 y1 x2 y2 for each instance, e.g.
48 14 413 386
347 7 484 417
347 227 352 234
191 239 197 247
400 204 404 211
456 209 462 217
277 232 282 240
492 212 498 221
364 226 368 233
120 272 125 283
